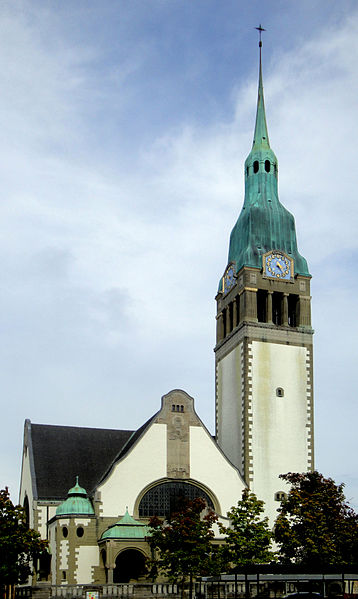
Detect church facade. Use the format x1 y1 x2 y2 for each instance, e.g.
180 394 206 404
19 42 314 586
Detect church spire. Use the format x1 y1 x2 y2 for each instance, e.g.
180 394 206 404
252 26 270 150
220 28 310 282
243 28 278 204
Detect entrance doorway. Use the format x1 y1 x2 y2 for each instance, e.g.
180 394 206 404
113 549 147 583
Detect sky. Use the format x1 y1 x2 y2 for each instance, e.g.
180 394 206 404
0 0 357 510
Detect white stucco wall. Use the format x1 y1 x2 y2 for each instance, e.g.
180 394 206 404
48 505 57 521
75 546 99 584
99 423 167 516
190 426 245 516
250 341 311 523
216 344 243 474
19 450 34 527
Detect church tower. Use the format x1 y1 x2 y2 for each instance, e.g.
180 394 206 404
215 36 314 522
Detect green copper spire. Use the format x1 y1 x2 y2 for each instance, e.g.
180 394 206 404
252 42 270 150
222 33 309 284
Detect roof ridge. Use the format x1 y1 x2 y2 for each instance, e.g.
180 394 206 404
31 422 134 434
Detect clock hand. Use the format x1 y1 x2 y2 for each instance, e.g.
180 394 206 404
276 261 284 272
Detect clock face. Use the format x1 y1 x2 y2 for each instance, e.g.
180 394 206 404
264 251 292 280
222 264 236 294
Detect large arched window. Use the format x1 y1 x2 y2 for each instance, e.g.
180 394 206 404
138 481 214 518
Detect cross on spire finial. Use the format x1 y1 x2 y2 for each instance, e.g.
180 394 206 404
255 24 266 48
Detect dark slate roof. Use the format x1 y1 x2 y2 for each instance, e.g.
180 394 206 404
28 421 134 500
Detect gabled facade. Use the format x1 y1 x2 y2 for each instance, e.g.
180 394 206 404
20 390 246 584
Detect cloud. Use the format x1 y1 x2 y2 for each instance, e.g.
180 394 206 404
0 2 357 508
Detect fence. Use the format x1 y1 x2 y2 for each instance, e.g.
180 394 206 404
15 584 181 599
14 574 358 599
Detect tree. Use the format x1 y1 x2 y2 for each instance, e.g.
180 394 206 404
148 497 219 589
0 488 48 591
274 471 358 567
219 489 275 569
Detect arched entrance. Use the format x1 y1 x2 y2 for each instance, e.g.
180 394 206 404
113 549 146 583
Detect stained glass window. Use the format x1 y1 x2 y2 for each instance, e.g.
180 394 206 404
138 481 214 518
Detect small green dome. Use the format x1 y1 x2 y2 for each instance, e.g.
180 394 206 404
67 476 87 496
101 509 150 540
56 476 94 517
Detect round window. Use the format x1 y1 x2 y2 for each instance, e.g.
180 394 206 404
76 526 84 538
62 526 68 538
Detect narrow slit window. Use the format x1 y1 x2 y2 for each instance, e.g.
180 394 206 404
253 160 259 173
265 160 270 172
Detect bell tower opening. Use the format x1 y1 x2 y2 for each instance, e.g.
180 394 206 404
288 294 299 327
257 289 267 323
272 292 283 325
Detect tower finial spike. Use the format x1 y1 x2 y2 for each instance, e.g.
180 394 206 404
255 24 266 48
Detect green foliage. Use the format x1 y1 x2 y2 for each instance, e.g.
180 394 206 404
274 471 358 567
219 490 274 568
148 497 219 583
0 487 48 587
